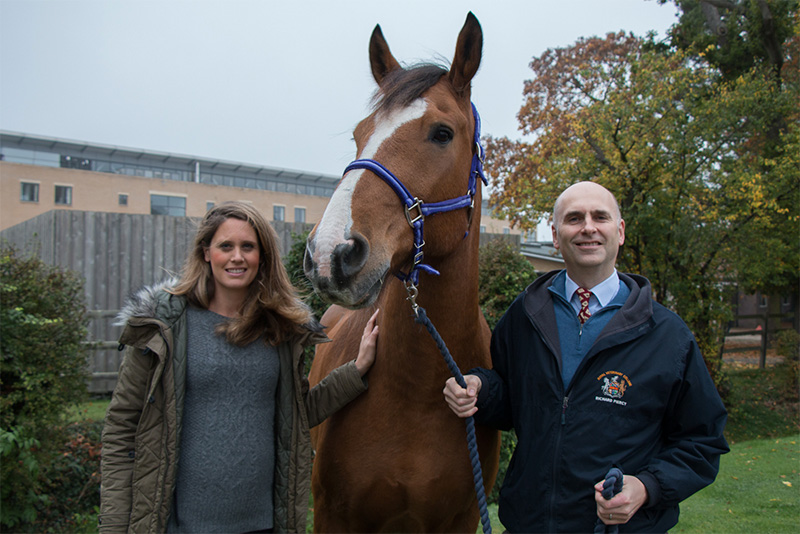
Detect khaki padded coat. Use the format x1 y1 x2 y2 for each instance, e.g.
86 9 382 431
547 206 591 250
99 283 367 533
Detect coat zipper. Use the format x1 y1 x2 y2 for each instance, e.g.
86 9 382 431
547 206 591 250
547 393 569 532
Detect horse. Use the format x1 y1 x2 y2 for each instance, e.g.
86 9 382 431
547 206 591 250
303 12 500 533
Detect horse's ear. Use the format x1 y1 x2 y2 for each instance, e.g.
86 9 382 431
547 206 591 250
369 24 402 85
449 12 483 96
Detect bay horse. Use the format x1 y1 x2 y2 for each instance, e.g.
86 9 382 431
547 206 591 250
304 12 500 533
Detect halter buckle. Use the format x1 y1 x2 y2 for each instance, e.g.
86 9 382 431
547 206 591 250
405 198 424 226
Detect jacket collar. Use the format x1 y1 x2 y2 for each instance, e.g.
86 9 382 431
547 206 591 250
523 270 655 355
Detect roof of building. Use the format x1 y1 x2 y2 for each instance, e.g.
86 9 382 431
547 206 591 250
520 241 563 263
0 130 340 186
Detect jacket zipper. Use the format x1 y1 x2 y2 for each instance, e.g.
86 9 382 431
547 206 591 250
547 393 570 532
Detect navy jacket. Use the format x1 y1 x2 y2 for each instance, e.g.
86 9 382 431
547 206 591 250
473 270 728 533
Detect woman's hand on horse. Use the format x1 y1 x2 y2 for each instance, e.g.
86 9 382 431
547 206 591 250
355 309 380 376
443 375 482 418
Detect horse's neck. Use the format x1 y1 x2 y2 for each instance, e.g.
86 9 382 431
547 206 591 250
377 228 484 383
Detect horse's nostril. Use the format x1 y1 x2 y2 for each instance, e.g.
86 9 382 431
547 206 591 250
332 233 370 284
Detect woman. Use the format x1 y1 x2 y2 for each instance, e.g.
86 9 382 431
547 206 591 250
100 201 378 533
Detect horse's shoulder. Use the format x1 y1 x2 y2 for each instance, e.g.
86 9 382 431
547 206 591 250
320 304 350 332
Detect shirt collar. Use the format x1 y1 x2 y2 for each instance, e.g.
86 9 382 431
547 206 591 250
565 270 620 308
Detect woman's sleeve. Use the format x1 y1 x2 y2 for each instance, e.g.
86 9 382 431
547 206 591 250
304 359 368 428
98 346 150 533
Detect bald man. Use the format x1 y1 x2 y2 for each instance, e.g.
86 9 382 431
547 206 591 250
444 182 728 533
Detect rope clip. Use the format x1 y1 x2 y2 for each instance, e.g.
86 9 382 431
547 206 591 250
404 280 420 317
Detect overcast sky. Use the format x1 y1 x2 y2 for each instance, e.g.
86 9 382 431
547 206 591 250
1 0 678 177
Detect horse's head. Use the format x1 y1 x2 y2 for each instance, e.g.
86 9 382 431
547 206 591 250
304 12 483 309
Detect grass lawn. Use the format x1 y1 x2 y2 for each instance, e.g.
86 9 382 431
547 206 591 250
671 358 800 533
673 434 800 533
68 397 110 423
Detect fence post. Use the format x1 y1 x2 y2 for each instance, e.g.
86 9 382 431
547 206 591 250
759 312 769 369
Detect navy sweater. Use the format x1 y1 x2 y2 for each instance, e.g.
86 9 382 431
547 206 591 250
548 270 631 387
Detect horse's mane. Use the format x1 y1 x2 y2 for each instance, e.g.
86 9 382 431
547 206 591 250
372 63 448 114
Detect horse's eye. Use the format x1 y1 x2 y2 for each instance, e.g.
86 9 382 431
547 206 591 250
431 126 454 145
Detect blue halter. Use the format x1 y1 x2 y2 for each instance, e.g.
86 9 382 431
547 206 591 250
342 102 488 286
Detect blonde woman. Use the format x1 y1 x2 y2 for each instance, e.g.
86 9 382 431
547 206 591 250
100 201 378 533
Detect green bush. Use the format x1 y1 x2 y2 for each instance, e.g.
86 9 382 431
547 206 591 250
477 239 537 503
0 426 50 526
284 230 328 322
284 230 329 369
774 328 800 361
478 239 538 330
0 245 89 429
0 244 90 530
773 328 800 402
34 420 102 533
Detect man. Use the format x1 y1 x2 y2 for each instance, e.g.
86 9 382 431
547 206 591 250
444 181 728 533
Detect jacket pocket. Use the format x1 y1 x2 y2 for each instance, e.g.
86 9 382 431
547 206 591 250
98 513 129 533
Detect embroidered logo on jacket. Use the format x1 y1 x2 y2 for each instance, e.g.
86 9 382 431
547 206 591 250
595 371 632 406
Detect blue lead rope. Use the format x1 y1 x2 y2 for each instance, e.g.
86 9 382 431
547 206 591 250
594 467 624 534
414 306 491 534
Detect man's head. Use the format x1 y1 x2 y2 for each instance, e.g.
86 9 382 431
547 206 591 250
551 181 625 288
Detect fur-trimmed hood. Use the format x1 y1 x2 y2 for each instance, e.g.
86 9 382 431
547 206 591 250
115 278 181 327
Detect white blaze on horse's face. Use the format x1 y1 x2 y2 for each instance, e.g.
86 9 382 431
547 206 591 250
305 99 428 306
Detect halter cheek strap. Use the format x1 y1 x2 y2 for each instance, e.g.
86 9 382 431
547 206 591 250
342 103 488 286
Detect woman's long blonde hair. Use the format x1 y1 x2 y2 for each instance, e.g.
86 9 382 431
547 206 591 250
170 201 312 346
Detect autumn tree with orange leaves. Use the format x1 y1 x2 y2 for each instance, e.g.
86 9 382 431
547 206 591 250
485 12 799 387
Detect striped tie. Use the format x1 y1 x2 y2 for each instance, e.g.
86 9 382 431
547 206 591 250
577 287 592 324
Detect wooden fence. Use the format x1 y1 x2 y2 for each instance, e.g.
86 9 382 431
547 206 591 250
1 209 312 392
723 312 796 368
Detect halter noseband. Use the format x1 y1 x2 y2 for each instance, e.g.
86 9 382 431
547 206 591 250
342 102 488 287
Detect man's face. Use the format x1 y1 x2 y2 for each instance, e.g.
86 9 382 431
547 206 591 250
552 182 625 284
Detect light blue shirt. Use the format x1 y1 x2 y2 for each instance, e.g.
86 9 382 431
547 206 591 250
565 270 620 317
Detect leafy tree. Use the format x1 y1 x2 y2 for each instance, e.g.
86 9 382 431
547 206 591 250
485 28 799 385
660 0 798 84
659 0 800 300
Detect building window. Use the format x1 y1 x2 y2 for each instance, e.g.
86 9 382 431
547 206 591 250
119 194 128 206
3 147 59 167
206 201 215 212
273 205 285 222
503 228 510 235
60 155 92 170
150 194 186 216
294 207 306 223
54 185 72 205
20 182 39 202
759 294 768 308
480 225 486 233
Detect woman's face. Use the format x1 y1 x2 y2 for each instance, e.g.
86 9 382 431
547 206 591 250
203 217 260 300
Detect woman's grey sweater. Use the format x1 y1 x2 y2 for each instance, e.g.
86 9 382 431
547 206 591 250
167 307 279 533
